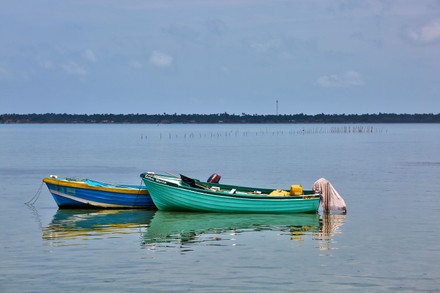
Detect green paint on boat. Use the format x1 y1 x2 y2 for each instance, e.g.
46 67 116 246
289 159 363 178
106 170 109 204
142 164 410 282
140 173 320 214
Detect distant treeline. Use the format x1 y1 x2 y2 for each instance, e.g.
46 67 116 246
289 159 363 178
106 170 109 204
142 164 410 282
1 113 439 124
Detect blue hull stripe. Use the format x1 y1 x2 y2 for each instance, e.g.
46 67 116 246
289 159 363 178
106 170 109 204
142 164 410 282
46 183 154 208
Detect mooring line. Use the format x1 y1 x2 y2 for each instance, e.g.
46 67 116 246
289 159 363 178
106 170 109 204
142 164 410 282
25 202 44 231
25 181 44 206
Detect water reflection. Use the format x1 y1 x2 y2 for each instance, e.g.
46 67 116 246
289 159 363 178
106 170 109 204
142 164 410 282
43 209 155 246
142 212 346 249
42 209 346 252
315 213 346 255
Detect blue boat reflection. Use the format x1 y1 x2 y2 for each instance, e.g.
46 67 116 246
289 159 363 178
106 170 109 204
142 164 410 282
43 209 155 245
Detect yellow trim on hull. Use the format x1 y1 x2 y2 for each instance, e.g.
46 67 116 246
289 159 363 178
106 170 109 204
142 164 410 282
43 177 149 195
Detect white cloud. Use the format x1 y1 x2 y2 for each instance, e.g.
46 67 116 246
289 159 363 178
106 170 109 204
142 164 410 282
83 49 97 62
36 57 53 70
315 70 364 88
408 20 440 43
250 39 282 53
63 62 87 76
149 50 173 68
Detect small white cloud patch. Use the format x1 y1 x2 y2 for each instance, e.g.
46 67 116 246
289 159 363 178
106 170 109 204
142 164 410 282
408 20 440 43
36 57 53 70
250 39 282 53
315 70 364 88
63 62 87 76
83 49 97 62
149 50 173 68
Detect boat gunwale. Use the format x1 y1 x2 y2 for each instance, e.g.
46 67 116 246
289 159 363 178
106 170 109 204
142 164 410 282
43 177 149 195
141 173 320 201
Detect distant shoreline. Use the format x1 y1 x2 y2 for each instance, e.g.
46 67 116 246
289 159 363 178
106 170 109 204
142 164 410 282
1 113 439 124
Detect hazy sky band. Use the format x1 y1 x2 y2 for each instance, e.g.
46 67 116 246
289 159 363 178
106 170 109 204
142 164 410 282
0 1 439 114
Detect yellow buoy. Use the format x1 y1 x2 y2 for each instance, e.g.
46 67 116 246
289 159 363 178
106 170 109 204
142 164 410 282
290 185 303 195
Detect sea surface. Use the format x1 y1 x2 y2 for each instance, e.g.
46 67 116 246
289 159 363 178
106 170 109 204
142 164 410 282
0 123 439 292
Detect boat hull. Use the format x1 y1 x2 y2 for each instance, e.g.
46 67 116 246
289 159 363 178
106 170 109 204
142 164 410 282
43 177 154 209
141 173 320 213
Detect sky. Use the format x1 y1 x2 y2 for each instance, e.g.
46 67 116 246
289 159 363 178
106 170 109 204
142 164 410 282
0 0 439 115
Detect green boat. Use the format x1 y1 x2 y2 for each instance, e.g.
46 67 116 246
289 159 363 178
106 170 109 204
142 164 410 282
140 172 321 213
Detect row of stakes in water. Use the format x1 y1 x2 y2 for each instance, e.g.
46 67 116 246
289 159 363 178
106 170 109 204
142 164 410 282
140 126 386 140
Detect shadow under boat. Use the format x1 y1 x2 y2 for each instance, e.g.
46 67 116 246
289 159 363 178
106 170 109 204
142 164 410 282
143 211 324 245
43 209 156 243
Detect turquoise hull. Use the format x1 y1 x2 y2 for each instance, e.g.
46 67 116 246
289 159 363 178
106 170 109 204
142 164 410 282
141 173 320 214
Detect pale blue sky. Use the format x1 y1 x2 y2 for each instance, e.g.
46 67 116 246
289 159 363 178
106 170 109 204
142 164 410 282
1 0 439 114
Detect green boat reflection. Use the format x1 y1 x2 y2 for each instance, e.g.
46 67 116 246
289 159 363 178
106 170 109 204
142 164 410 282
143 211 325 245
43 209 155 244
42 209 346 251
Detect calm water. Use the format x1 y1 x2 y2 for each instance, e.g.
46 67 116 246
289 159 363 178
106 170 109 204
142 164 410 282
0 124 439 292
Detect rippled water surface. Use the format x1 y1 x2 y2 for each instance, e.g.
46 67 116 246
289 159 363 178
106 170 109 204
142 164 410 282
1 124 439 292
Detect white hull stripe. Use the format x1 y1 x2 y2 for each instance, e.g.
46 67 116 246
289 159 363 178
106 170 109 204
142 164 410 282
49 189 137 208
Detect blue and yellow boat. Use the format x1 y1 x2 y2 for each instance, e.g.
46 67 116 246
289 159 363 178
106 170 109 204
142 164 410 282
43 175 154 209
140 172 320 213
